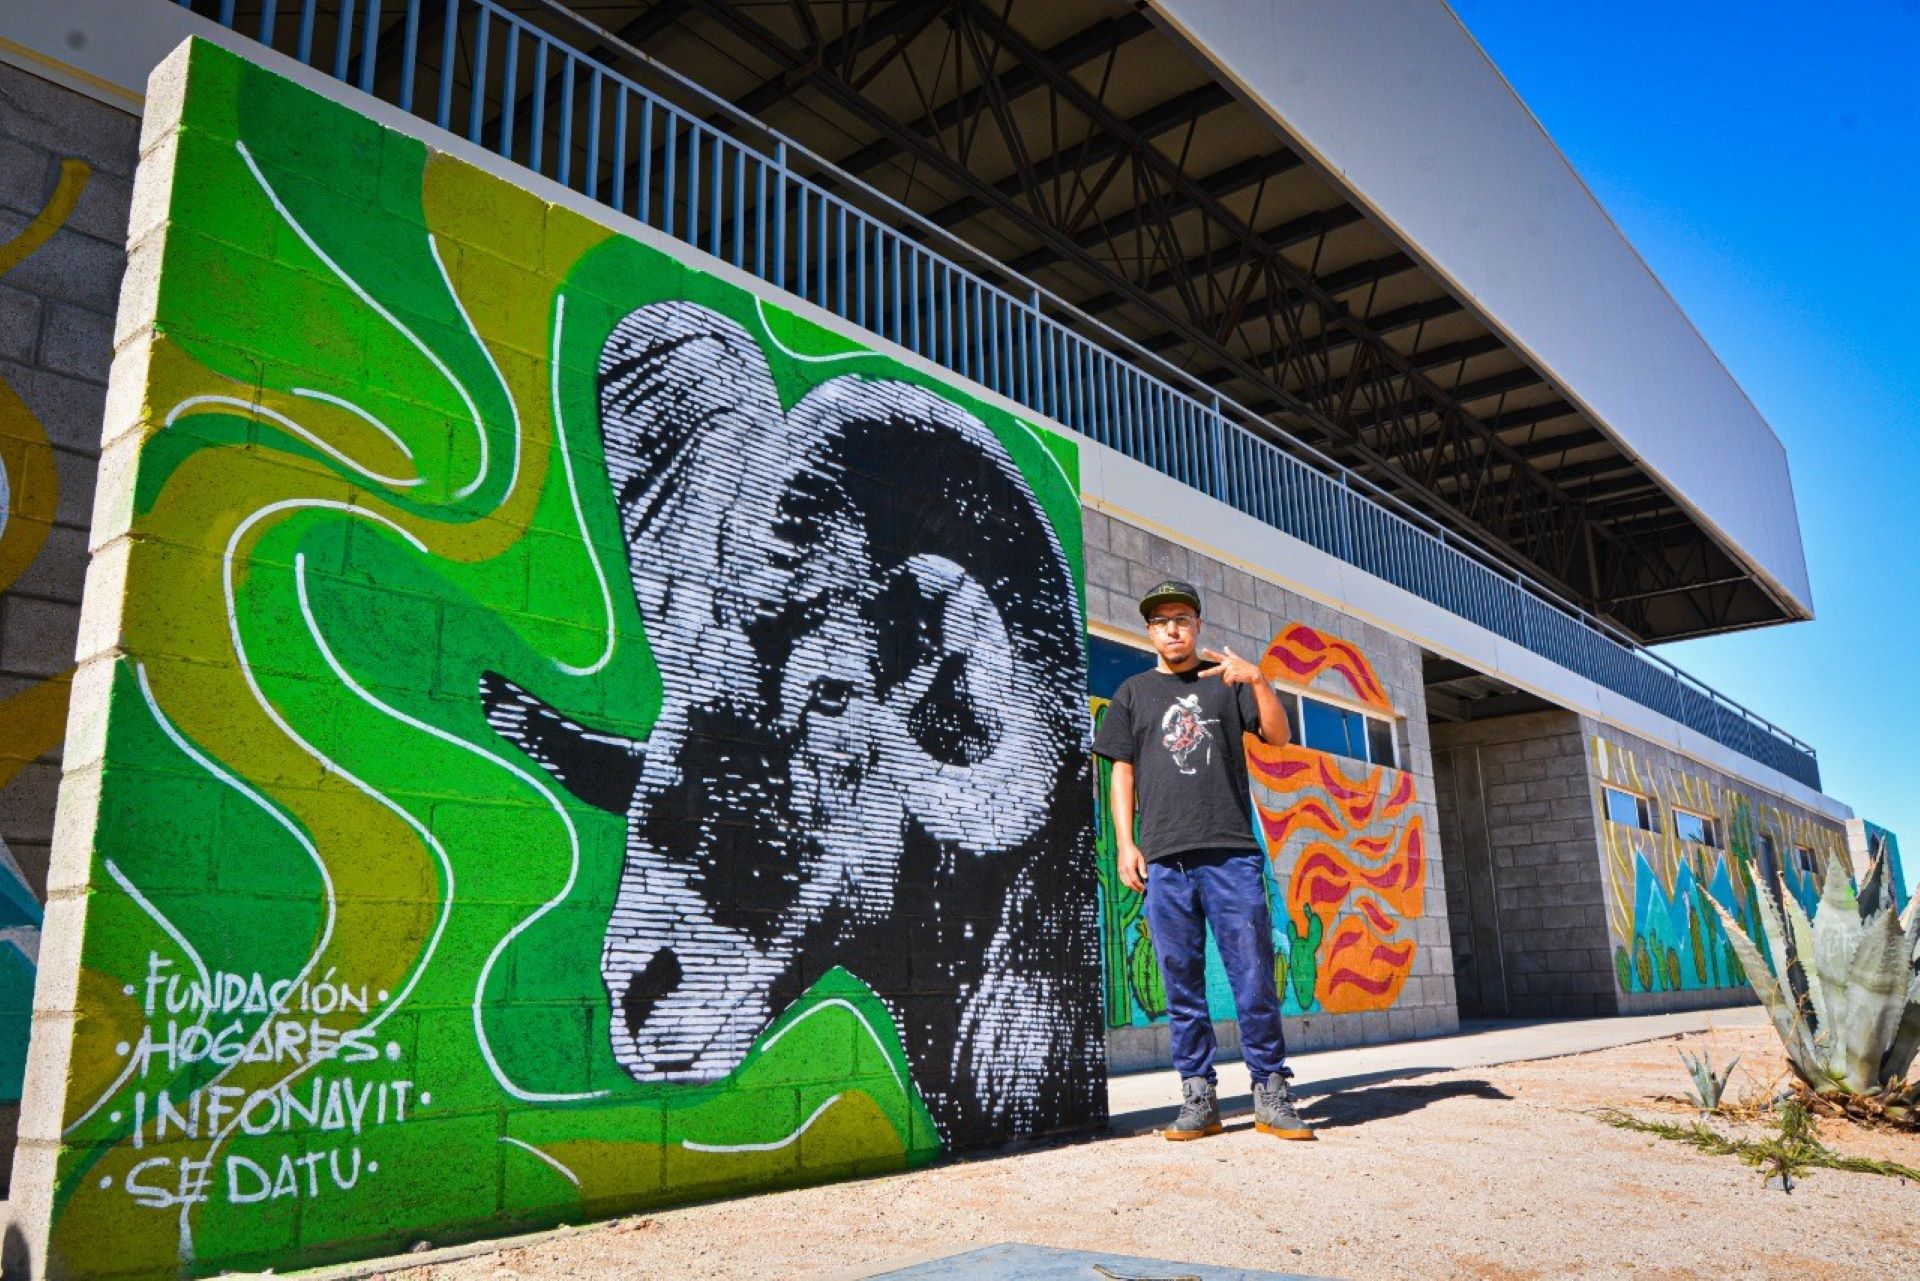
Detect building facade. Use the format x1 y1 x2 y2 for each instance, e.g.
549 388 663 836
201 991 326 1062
0 2 1889 1276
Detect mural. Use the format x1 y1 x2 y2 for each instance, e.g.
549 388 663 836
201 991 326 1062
25 40 1097 1278
1857 821 1905 910
1248 625 1425 1015
1592 736 1846 996
1092 624 1426 1026
0 153 92 1104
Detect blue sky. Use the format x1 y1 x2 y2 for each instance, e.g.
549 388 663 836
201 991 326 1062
1449 1 1920 894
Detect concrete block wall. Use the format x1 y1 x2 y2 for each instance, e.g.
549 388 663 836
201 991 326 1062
0 58 137 1190
1583 717 1844 1015
1430 711 1616 1017
16 38 1103 1278
1086 507 1459 1069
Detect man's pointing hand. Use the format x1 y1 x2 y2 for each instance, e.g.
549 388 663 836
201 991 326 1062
1198 646 1259 687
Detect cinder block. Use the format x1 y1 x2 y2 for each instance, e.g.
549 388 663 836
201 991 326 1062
1080 512 1108 552
1141 534 1190 579
64 168 133 248
0 595 79 676
0 757 59 843
0 219 123 315
0 136 51 218
0 65 139 176
6 523 88 604
1085 546 1128 597
1107 519 1148 564
0 283 39 361
0 359 106 454
39 302 113 382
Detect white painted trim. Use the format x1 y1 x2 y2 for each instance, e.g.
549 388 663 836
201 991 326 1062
1087 620 1155 653
1082 448 1851 826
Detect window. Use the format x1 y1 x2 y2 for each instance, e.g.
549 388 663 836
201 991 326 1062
1275 690 1301 745
1793 845 1817 876
1672 809 1720 848
1086 633 1398 770
1297 694 1396 768
1366 716 1398 769
1301 698 1362 759
1086 634 1155 700
1603 786 1656 832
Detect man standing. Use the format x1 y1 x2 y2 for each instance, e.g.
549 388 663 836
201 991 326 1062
1091 579 1313 1141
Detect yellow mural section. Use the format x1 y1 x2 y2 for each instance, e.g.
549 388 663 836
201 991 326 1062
0 158 90 786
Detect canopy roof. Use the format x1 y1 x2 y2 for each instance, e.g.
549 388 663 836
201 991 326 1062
491 0 1817 641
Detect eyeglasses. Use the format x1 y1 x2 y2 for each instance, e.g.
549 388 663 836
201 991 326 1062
1145 614 1198 632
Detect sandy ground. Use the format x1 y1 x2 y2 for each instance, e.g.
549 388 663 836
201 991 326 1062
387 1020 1918 1280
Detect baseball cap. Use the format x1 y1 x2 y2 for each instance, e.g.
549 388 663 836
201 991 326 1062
1138 578 1202 619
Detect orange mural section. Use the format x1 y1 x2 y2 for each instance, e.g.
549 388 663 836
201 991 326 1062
1260 622 1391 714
1248 624 1425 1014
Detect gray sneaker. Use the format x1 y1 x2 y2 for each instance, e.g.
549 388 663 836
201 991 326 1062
1164 1076 1223 1141
1254 1072 1314 1140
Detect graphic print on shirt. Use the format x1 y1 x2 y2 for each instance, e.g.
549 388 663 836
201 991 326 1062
1159 693 1219 774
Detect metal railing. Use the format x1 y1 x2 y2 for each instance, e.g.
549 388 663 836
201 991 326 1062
177 0 1821 791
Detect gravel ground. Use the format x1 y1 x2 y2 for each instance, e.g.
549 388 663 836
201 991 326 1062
389 1021 1919 1280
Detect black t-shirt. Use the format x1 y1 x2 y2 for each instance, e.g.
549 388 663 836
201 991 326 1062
1090 664 1265 861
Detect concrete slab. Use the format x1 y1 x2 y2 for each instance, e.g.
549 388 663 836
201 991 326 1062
855 1243 1334 1280
1107 1005 1765 1135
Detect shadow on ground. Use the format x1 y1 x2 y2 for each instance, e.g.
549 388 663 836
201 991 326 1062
1298 1077 1511 1130
1110 1065 1516 1136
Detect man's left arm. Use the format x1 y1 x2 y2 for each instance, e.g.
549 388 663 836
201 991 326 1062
1198 647 1290 745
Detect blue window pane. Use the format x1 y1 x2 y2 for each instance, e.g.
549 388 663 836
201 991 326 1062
1674 810 1716 847
1603 787 1643 829
1302 698 1362 759
1087 634 1154 700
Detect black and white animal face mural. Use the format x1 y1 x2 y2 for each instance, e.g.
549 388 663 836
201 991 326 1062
483 301 1103 1148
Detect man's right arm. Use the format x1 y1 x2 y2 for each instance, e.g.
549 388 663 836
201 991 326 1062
1110 760 1147 894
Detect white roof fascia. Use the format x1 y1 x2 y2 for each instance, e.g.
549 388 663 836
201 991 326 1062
1146 0 1815 619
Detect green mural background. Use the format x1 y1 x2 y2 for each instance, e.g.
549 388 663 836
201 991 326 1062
36 40 1081 1277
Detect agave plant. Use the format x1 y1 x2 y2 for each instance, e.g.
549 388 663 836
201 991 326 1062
1711 854 1920 1121
1678 1047 1739 1111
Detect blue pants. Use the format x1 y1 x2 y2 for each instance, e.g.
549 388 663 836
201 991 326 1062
1145 849 1291 1086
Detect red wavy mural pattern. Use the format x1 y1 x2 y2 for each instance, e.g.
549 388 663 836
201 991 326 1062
1250 624 1425 1014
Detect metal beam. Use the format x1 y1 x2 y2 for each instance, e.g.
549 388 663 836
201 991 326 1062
671 0 1721 628
829 10 1157 185
1005 147 1323 277
915 82 1236 230
1119 250 1416 344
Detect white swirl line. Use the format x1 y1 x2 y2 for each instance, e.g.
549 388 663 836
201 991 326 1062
752 296 871 364
165 394 422 489
180 498 459 1259
682 1092 844 1154
289 387 417 463
223 500 453 1026
74 859 214 1144
498 1135 581 1186
102 859 210 1010
235 140 487 500
295 553 607 1103
758 998 904 1092
60 664 344 1140
427 234 520 502
549 294 617 677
